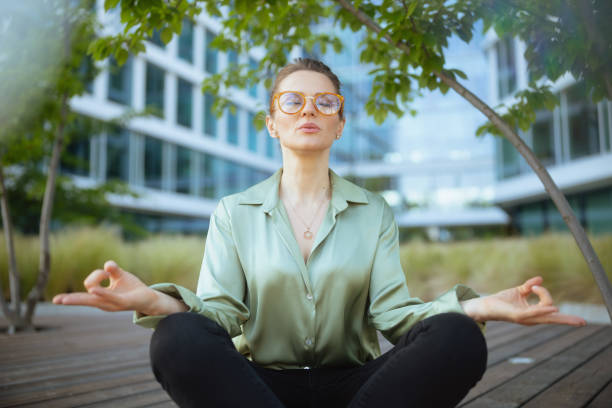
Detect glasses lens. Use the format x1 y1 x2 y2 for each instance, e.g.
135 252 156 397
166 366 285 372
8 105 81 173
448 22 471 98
315 94 341 114
278 93 304 114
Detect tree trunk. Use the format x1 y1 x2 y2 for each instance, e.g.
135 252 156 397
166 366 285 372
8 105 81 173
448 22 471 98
335 0 612 320
24 92 69 326
0 165 25 334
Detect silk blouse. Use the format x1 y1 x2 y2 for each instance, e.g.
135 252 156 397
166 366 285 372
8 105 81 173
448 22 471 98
134 168 482 369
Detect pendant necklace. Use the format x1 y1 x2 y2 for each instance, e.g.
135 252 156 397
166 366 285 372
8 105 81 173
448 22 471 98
288 189 329 240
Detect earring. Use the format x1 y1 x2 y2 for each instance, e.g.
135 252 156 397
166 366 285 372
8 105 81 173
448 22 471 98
335 135 341 139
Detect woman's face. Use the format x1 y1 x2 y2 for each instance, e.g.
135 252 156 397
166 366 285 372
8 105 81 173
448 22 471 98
266 70 345 154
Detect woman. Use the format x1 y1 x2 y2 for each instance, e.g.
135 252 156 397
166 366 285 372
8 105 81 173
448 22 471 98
53 58 586 408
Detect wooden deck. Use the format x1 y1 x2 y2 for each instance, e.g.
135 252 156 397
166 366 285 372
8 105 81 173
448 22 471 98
1 308 610 407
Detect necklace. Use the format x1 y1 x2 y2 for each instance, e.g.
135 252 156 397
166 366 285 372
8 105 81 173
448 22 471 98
287 189 330 240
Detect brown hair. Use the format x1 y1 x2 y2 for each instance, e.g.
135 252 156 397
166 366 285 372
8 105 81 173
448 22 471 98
269 58 343 119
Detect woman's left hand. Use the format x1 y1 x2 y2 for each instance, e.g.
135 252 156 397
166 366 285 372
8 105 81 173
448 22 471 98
461 276 586 327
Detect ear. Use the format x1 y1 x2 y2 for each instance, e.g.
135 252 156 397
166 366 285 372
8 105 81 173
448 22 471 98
265 115 278 138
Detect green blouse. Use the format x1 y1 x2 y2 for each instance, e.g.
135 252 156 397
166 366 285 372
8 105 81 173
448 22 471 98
134 168 482 369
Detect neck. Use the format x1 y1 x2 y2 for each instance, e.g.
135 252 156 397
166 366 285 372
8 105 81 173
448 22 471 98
279 151 331 203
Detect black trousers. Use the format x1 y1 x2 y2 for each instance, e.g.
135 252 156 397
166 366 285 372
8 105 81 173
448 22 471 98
149 312 487 408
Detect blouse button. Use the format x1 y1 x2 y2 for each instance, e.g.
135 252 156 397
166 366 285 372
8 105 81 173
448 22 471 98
306 293 313 300
305 337 313 347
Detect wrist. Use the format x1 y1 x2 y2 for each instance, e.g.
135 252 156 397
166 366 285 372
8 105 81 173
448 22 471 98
460 296 488 322
141 289 188 316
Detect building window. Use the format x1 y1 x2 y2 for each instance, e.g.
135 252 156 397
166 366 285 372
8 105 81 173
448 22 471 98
149 28 165 48
177 77 193 128
205 30 217 74
145 63 165 118
532 109 556 167
248 58 258 98
178 19 194 63
61 117 90 177
199 153 217 198
108 57 132 106
227 49 238 67
497 137 521 180
106 126 130 182
496 36 517 100
248 112 257 152
586 187 612 234
227 106 238 145
567 83 600 159
176 145 191 194
204 92 217 137
144 136 163 189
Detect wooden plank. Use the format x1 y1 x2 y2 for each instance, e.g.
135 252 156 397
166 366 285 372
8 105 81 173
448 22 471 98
484 324 543 351
461 326 612 408
145 400 179 408
13 380 162 408
82 389 173 408
0 345 148 384
459 325 604 406
486 324 574 366
0 361 152 406
586 379 612 408
522 342 612 407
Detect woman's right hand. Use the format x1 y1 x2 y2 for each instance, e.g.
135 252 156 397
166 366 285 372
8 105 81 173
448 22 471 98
52 260 158 314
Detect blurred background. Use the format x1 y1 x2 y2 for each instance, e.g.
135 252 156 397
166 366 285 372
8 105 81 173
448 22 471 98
1 0 611 308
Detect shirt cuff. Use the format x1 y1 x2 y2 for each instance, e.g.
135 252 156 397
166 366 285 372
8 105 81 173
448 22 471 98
435 284 487 333
133 283 204 329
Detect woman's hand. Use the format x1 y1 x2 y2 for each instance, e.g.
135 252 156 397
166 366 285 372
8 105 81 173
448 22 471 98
461 276 587 327
52 260 159 314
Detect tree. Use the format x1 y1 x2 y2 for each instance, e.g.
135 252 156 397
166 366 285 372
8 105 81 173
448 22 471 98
90 0 612 318
0 0 137 333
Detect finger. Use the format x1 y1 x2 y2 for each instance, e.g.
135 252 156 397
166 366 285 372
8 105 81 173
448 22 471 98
522 312 587 327
83 269 110 291
88 286 126 307
518 276 543 296
531 285 554 306
104 260 123 279
516 305 559 321
53 291 118 310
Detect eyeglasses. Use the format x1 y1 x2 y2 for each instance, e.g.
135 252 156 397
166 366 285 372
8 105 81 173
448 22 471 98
271 91 344 116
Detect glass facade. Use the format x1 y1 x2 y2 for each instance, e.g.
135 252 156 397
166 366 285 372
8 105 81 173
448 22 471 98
227 105 238 145
106 126 130 182
248 112 257 152
496 82 611 181
144 136 163 189
567 83 600 159
199 152 217 198
150 28 165 48
532 109 556 167
509 186 612 235
205 30 217 74
145 63 165 117
204 92 216 137
176 145 192 194
248 58 258 98
178 19 194 63
227 50 238 67
61 118 91 177
496 36 517 100
177 77 193 128
108 57 132 105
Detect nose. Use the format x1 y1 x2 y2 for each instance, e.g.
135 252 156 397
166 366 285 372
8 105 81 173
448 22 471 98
301 96 317 116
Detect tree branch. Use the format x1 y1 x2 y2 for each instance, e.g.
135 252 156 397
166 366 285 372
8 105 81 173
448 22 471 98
0 166 21 319
335 0 612 319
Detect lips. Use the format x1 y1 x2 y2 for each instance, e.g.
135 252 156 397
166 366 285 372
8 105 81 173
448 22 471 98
298 123 320 131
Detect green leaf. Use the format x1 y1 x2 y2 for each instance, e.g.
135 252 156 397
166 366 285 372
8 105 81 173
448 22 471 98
160 27 173 44
104 0 120 12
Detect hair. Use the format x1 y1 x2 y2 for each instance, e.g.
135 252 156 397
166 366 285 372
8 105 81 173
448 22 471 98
268 58 343 119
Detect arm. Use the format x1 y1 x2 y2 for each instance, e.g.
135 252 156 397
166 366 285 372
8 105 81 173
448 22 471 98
367 200 483 344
